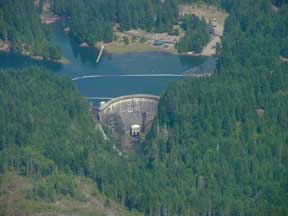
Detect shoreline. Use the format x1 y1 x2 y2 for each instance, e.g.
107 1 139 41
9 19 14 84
24 53 70 65
94 43 216 57
43 2 227 58
0 49 70 65
95 43 178 55
0 42 9 52
29 55 70 65
90 3 227 57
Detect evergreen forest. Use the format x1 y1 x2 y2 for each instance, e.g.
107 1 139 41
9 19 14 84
0 0 61 59
177 14 211 53
51 0 179 45
1 0 288 215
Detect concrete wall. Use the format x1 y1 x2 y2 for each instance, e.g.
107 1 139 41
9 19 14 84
99 94 159 134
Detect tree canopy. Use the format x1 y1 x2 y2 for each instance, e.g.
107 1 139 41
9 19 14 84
177 14 211 53
0 0 61 59
51 0 178 45
1 0 288 215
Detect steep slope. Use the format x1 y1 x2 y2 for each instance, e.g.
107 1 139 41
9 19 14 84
0 68 138 215
0 172 137 216
141 0 288 215
0 68 99 175
1 0 288 215
79 1 288 215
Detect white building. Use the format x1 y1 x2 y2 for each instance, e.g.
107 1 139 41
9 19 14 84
130 124 141 136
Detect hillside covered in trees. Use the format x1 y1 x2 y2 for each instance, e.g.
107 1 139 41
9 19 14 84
1 0 287 56
76 1 287 214
50 0 179 45
1 0 288 215
0 68 127 215
142 0 288 214
0 68 99 175
0 0 61 59
0 0 217 55
177 14 211 53
49 0 215 53
81 0 288 214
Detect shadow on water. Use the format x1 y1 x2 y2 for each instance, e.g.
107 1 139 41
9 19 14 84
0 52 62 71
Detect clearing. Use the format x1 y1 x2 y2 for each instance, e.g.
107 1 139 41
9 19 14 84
96 4 228 56
96 24 183 54
0 172 138 216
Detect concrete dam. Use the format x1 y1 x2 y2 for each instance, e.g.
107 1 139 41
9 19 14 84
97 94 160 135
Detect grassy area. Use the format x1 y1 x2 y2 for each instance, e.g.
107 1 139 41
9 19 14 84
100 42 178 55
96 26 180 55
0 172 140 216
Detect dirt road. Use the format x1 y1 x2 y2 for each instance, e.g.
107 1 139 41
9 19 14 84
179 4 228 56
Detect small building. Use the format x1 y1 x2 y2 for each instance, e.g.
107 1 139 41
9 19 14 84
130 124 141 136
100 101 106 109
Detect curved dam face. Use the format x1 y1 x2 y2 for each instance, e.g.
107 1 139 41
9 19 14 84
98 94 160 134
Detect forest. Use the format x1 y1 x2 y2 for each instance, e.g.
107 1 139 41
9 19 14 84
0 68 101 176
85 1 288 214
0 0 210 55
1 0 288 215
1 0 287 56
176 14 211 53
0 0 61 59
50 0 179 45
50 0 212 51
143 0 288 214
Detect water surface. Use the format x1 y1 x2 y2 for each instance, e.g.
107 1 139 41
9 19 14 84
0 24 212 99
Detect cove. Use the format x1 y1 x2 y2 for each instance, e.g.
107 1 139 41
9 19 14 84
0 24 213 100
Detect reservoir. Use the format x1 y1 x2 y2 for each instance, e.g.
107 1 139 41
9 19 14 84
0 24 212 100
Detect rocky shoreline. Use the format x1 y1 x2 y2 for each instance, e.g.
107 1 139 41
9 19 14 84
0 45 69 65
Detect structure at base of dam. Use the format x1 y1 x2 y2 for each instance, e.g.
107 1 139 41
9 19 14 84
95 94 160 135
